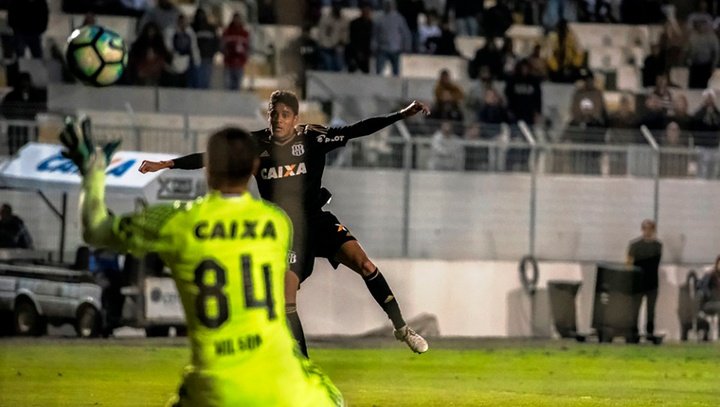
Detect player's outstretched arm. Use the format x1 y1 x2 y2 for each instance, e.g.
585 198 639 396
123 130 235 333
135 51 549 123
328 100 430 140
138 152 205 173
59 116 121 249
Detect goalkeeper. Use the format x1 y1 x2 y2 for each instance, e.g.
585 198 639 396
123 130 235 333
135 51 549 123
60 119 343 407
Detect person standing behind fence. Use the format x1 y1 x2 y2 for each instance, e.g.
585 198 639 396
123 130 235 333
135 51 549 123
222 12 250 90
165 14 201 88
626 219 663 340
316 4 348 72
7 0 48 59
1 72 46 155
346 4 374 73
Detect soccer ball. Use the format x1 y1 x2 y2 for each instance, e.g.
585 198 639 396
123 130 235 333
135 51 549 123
65 25 127 87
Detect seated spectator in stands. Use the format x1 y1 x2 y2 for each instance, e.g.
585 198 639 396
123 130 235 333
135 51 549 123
80 12 97 27
671 94 692 129
429 121 464 171
222 12 250 90
397 0 426 52
434 69 464 109
659 121 691 177
686 19 719 89
568 98 606 135
546 19 585 83
426 19 459 56
1 72 46 154
642 44 666 88
468 37 503 81
445 0 480 37
477 88 508 125
651 74 674 117
431 88 464 124
138 0 181 34
609 94 638 130
127 22 172 86
692 88 720 133
417 10 441 53
526 43 547 80
639 93 668 130
505 59 542 125
165 14 201 88
0 204 33 249
500 38 517 80
191 8 220 89
346 4 374 73
373 0 412 76
8 0 48 59
570 69 606 126
317 4 348 72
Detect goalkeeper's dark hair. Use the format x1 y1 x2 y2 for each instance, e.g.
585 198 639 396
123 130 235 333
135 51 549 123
206 128 258 188
268 90 299 115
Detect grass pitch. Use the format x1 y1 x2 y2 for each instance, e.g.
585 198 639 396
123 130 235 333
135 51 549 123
0 337 718 406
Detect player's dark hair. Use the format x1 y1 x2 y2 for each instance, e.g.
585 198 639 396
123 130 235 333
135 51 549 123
206 128 258 187
269 90 299 115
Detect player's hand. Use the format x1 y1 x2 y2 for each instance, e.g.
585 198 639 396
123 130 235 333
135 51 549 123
138 160 173 173
400 100 430 118
59 116 120 175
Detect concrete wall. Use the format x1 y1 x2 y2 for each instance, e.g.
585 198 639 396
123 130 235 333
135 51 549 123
298 259 694 341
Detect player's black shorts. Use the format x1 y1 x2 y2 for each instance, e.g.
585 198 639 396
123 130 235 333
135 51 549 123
290 211 357 284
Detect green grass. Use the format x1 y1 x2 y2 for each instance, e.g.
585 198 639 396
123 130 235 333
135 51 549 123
1 338 719 406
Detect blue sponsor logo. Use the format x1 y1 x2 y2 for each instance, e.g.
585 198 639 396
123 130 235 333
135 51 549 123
37 154 136 177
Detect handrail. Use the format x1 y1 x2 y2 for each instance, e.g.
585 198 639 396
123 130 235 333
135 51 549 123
518 121 536 146
640 125 659 151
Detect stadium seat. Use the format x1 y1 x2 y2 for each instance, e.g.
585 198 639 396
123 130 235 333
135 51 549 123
400 54 468 80
669 67 689 89
616 66 641 92
587 46 625 71
455 35 486 60
505 24 544 56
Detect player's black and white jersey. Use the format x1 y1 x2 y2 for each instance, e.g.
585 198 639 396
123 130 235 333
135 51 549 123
171 113 404 218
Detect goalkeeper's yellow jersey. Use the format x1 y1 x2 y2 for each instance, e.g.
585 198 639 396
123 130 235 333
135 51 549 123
110 191 342 407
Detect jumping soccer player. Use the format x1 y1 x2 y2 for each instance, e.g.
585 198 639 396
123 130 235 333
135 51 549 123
61 119 342 406
139 90 430 356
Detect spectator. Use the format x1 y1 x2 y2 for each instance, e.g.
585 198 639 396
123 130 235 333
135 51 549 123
7 0 48 58
1 72 46 154
651 74 674 117
671 93 692 129
542 0 578 30
433 69 463 108
257 0 277 24
499 38 517 80
372 0 412 76
570 69 606 126
642 44 666 88
483 1 513 38
658 17 685 68
429 121 464 171
346 4 374 73
126 22 172 86
463 122 488 171
317 4 348 72
691 90 720 178
639 93 668 130
417 10 441 53
609 94 637 129
659 121 691 177
444 0 480 37
686 19 719 89
426 19 459 56
81 12 97 27
526 43 547 80
431 88 464 123
546 19 585 83
222 12 251 90
191 8 220 89
687 0 714 30
137 0 181 34
698 256 720 327
165 14 201 88
397 0 426 52
504 59 542 125
626 219 663 341
0 203 33 249
468 37 502 81
477 88 509 125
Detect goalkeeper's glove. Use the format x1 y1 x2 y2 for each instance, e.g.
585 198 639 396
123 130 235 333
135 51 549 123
59 116 121 175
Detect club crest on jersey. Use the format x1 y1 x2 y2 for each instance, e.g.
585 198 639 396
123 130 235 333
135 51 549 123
291 143 305 157
260 162 307 179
